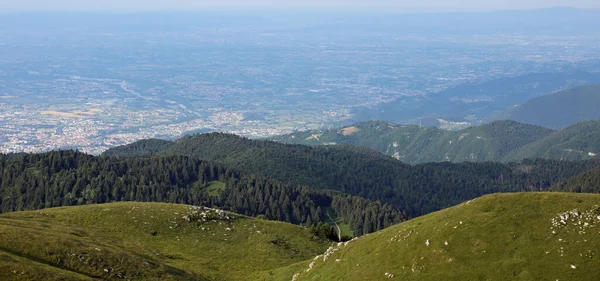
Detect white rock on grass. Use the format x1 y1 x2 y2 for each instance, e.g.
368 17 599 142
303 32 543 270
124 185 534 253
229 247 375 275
305 261 316 272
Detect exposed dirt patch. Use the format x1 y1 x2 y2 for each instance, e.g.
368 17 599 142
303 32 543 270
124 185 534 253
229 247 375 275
306 134 322 140
41 108 103 118
341 127 360 136
40 111 83 118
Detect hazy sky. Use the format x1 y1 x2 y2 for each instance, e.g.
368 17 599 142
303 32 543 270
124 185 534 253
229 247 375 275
1 0 599 12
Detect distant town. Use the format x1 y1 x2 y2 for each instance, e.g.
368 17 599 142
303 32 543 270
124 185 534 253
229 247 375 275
2 18 600 154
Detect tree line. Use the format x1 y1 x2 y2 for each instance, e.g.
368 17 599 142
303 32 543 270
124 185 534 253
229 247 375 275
104 133 600 219
0 150 403 236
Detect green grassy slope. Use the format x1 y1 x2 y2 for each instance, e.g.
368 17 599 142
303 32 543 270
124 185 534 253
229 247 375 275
270 120 554 164
0 202 329 281
502 84 600 129
505 120 600 162
282 193 600 281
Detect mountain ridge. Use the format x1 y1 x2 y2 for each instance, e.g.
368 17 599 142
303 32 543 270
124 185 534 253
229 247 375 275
101 133 600 226
269 120 558 164
352 72 600 126
498 84 600 129
505 120 600 162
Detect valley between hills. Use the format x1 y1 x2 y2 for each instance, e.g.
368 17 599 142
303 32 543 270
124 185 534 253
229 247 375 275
3 7 600 281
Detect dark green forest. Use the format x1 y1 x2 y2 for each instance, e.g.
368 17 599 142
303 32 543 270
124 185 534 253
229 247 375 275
108 133 600 220
0 150 402 236
3 133 600 236
552 165 600 193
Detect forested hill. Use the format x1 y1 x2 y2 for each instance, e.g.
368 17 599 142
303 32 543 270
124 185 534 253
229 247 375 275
104 133 414 191
499 84 600 129
269 120 555 164
0 150 403 236
552 165 600 193
505 120 600 162
104 133 600 221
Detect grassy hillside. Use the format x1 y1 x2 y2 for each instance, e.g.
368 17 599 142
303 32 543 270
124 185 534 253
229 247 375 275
270 120 554 164
0 202 329 281
280 193 600 281
501 84 600 129
505 120 600 162
4 194 600 281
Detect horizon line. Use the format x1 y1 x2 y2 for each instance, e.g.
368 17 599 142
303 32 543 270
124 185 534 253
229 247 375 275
1 6 599 14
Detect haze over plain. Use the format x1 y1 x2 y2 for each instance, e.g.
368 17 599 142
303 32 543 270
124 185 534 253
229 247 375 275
1 0 600 11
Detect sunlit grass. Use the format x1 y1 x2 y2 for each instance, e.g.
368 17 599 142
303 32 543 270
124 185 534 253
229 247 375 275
0 202 330 281
293 193 600 281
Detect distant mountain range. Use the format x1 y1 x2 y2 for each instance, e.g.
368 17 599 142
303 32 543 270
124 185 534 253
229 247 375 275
352 72 600 128
496 84 600 129
270 120 600 164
